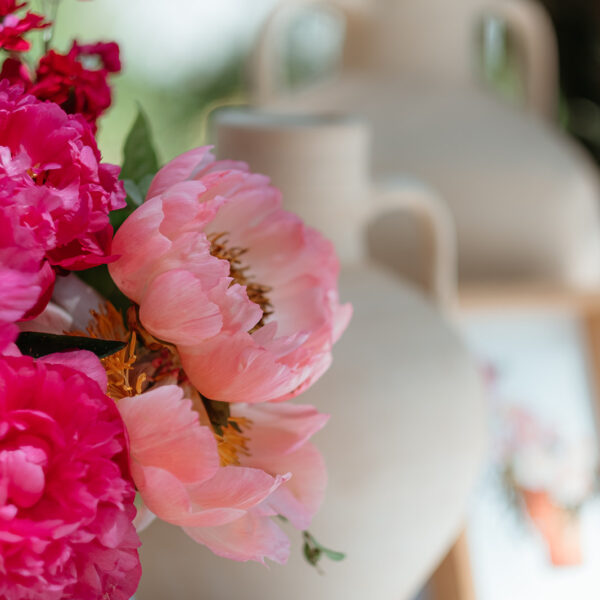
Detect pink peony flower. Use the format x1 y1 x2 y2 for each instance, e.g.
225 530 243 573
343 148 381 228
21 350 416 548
0 82 125 318
522 489 583 566
0 353 141 600
118 385 328 563
109 147 351 403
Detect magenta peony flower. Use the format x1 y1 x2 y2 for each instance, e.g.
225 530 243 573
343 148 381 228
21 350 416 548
118 385 328 563
0 82 125 318
0 353 141 600
0 183 46 324
109 147 351 403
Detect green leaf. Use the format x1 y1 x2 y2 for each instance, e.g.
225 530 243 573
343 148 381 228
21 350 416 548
16 332 126 359
301 531 346 571
303 542 321 567
321 548 346 562
110 107 160 231
120 106 159 184
138 173 155 199
122 179 144 207
110 180 143 230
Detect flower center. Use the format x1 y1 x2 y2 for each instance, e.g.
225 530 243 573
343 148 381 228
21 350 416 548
70 303 148 400
27 167 50 186
207 232 273 332
216 418 252 467
200 396 252 466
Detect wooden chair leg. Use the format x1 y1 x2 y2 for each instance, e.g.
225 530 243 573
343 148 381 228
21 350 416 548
427 529 476 600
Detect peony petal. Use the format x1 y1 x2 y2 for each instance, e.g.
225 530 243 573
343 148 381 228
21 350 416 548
132 462 288 529
186 466 289 512
207 279 262 335
179 332 300 403
18 301 73 334
50 273 104 331
133 465 247 528
147 147 215 198
232 403 329 456
0 322 18 355
139 270 222 345
39 350 108 392
117 385 219 484
243 442 328 530
109 196 172 302
0 267 41 323
183 510 290 564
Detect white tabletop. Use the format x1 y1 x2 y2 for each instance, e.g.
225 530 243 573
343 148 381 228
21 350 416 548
137 264 486 599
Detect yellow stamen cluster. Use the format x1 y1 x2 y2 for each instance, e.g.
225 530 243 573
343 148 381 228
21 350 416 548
207 231 273 332
216 417 253 467
72 303 144 400
73 305 256 465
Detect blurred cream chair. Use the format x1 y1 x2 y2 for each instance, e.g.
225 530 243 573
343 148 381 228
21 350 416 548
249 0 600 288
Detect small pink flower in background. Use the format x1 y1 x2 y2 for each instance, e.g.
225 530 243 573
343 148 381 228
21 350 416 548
522 489 583 566
110 147 351 403
0 83 125 318
118 386 328 563
0 56 31 87
0 354 141 600
28 41 121 131
74 41 121 72
0 1 48 52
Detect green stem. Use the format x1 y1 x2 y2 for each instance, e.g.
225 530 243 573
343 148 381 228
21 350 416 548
42 0 60 53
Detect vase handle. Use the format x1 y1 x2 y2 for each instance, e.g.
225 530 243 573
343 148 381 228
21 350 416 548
483 0 558 120
368 178 457 309
249 0 349 105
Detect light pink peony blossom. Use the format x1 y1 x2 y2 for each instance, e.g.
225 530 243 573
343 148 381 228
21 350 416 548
0 354 141 600
0 82 125 319
109 147 351 403
118 385 328 563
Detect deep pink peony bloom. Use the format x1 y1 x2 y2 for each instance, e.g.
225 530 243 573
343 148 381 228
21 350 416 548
0 183 45 323
0 353 141 600
109 147 351 403
118 385 328 563
0 82 125 318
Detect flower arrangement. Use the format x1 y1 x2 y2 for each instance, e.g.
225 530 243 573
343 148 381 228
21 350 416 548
0 3 351 598
495 404 598 566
